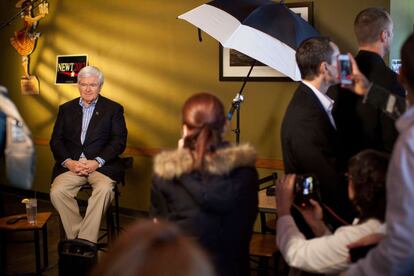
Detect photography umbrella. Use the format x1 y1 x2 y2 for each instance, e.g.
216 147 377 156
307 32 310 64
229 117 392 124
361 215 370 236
178 0 320 81
179 0 320 143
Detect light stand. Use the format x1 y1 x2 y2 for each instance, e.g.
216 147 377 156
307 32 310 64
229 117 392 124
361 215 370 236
227 60 256 144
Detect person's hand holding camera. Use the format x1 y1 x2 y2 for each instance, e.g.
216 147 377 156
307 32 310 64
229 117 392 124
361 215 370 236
297 199 328 237
276 174 296 217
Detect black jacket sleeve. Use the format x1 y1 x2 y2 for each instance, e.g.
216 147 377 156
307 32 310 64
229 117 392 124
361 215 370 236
364 84 406 120
50 106 72 164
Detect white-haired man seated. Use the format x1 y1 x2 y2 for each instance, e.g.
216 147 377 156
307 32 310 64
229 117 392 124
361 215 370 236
50 66 127 243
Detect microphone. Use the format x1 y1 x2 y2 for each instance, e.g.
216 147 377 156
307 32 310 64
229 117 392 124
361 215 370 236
227 93 244 121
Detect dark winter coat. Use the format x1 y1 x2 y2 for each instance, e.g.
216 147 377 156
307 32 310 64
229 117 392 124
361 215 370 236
151 144 258 276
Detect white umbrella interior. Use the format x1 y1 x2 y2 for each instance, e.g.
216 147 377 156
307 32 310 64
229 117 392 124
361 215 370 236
178 4 241 44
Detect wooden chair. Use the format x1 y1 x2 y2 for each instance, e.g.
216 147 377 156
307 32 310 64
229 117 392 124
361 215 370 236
250 232 279 275
257 172 278 234
250 172 280 275
264 218 277 234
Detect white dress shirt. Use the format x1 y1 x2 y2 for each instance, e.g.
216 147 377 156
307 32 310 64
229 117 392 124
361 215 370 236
302 80 336 129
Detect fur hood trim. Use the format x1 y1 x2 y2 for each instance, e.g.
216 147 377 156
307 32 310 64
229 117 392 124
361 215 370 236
153 144 256 179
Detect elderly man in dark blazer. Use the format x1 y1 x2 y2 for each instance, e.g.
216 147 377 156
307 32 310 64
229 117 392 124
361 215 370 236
281 37 354 235
50 66 127 243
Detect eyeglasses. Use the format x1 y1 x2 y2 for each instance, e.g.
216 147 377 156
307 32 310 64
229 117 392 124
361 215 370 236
79 82 100 89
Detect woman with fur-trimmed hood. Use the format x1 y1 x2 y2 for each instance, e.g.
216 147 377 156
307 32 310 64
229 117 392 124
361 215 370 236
151 93 258 276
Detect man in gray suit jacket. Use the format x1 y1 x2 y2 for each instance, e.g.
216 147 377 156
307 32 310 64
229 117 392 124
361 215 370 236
50 66 127 243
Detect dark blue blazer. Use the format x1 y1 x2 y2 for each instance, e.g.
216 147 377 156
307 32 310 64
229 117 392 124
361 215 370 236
50 96 127 182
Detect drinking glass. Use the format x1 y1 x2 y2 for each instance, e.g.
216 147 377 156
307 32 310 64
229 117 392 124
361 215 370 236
25 198 37 225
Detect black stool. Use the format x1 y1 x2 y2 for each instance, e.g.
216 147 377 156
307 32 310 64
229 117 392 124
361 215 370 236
78 182 119 244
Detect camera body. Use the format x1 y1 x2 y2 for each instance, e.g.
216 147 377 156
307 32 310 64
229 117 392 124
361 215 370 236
294 174 320 207
337 54 352 84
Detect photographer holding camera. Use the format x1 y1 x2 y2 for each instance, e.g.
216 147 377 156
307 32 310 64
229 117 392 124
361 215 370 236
276 150 389 274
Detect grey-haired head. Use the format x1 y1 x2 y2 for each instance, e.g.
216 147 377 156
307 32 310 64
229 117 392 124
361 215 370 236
77 66 104 86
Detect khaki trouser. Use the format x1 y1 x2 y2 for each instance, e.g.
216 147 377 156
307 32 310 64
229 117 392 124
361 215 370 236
50 171 115 243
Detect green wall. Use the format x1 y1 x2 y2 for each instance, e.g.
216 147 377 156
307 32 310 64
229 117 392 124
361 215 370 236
390 0 414 61
0 0 391 212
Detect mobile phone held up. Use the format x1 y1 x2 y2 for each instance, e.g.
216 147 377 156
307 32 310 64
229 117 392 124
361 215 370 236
338 54 352 85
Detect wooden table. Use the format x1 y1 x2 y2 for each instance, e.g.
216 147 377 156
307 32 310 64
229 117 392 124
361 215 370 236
0 212 52 274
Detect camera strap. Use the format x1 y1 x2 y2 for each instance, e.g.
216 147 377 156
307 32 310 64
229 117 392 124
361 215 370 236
321 203 350 226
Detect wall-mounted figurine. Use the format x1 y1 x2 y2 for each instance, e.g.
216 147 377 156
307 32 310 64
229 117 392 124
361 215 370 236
10 0 48 94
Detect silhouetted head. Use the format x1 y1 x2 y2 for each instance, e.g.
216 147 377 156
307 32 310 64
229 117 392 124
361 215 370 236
91 220 216 276
348 149 389 222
